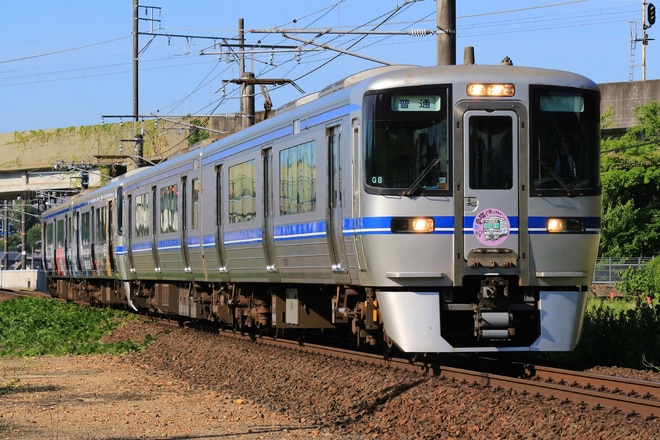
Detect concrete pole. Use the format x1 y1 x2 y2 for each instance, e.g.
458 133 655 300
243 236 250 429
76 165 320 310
21 197 26 270
437 0 456 65
242 72 256 129
3 201 7 270
239 18 247 127
643 1 648 80
133 0 139 124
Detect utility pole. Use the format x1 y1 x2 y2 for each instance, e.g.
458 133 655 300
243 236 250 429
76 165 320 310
3 201 7 270
133 0 143 166
642 1 656 80
226 19 301 128
132 2 159 166
133 0 139 127
238 18 254 130
20 197 25 270
437 0 456 65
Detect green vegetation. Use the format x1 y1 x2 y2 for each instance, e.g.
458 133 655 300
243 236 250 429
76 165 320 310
600 101 660 257
0 296 149 357
0 197 41 257
544 296 660 370
188 117 211 146
565 101 660 370
578 297 659 369
616 256 660 302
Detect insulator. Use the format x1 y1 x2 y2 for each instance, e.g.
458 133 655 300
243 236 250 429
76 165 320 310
409 29 431 37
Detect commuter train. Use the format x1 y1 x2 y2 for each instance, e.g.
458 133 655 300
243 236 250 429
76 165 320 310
42 62 601 353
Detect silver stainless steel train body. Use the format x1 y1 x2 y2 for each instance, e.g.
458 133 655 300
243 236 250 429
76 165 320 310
41 64 601 353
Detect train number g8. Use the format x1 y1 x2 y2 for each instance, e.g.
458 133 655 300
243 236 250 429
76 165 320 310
371 176 383 185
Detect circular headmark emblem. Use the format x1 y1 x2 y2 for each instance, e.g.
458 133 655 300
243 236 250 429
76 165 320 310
472 208 510 246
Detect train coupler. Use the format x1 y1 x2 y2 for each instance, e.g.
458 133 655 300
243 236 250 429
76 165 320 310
473 310 514 340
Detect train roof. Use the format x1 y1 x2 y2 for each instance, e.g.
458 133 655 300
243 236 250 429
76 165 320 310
275 63 598 114
276 65 413 113
41 63 598 220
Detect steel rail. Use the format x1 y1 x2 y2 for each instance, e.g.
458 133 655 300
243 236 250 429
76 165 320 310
243 333 660 417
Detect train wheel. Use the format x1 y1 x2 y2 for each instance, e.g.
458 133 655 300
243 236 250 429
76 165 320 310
381 330 396 360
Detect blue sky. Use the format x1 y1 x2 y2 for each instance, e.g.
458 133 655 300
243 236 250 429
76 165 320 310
0 0 654 132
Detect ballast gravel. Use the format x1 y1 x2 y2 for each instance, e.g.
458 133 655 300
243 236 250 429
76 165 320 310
2 318 659 439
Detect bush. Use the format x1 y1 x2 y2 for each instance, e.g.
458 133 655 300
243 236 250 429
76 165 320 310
0 296 146 357
544 259 660 370
616 257 660 301
545 297 660 369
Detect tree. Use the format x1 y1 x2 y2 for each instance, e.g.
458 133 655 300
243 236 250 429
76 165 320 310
26 224 42 253
188 118 211 146
600 101 660 257
0 200 42 257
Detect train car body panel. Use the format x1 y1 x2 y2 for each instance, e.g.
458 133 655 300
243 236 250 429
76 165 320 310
221 150 280 283
196 162 230 282
270 108 356 285
183 157 207 280
377 288 589 352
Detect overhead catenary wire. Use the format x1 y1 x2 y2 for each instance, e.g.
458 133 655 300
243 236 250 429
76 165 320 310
0 1 644 132
0 3 638 86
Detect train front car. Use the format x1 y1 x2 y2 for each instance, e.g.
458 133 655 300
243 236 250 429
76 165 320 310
360 64 601 353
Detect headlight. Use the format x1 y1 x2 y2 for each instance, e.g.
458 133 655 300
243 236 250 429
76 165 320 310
467 83 515 97
546 217 585 233
391 217 435 233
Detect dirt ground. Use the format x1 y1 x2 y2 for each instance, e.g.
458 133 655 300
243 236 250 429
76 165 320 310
0 354 334 440
2 291 658 440
0 292 335 440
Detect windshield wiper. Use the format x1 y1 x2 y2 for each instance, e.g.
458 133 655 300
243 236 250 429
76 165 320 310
539 160 574 197
403 157 442 197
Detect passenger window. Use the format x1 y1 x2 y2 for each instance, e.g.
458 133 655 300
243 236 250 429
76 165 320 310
81 212 91 246
192 179 200 229
228 160 256 223
135 193 150 237
468 115 513 190
279 142 316 215
95 207 106 244
160 184 178 233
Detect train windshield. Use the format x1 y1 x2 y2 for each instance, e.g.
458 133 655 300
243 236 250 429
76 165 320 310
363 86 450 196
530 86 601 196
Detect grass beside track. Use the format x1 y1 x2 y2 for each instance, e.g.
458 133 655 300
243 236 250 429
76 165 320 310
0 296 147 357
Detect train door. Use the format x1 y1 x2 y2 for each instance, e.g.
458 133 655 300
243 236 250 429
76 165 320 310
67 214 79 276
262 147 277 273
73 212 81 275
80 210 93 274
181 176 191 273
463 110 519 262
116 187 129 279
107 199 116 275
190 175 207 278
56 217 66 276
215 165 228 273
126 194 136 272
327 124 349 276
151 186 162 275
44 220 55 274
93 206 105 276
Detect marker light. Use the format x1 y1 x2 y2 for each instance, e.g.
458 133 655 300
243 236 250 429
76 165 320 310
391 217 435 233
546 217 585 233
467 83 515 97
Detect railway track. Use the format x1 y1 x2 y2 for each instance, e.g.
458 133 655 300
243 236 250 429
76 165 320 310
231 330 660 418
4 289 659 418
526 364 660 416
